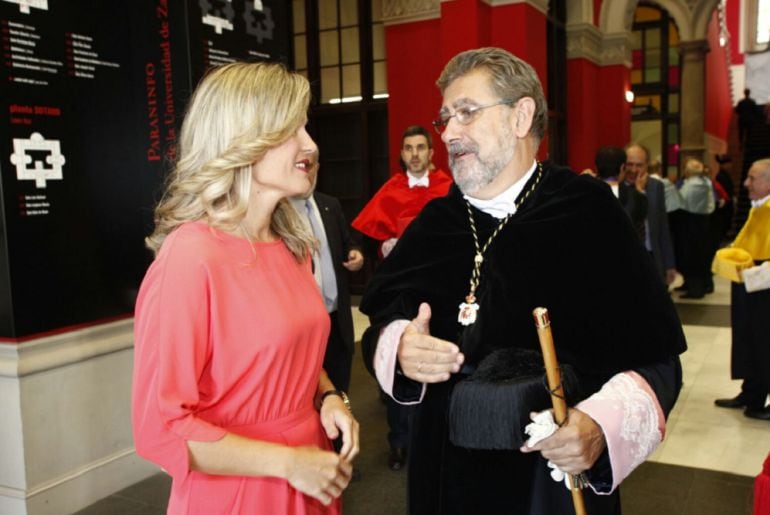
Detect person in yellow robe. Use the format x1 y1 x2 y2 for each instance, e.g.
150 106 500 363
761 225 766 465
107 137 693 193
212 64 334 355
714 158 770 420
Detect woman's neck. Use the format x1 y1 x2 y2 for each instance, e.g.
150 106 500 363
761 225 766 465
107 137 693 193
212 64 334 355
241 193 280 242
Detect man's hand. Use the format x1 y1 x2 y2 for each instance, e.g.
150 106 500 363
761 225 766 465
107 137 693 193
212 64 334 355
635 169 649 193
397 302 464 383
665 268 677 285
520 408 606 474
342 249 364 272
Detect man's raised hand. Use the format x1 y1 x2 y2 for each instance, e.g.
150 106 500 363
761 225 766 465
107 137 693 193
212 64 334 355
397 302 464 383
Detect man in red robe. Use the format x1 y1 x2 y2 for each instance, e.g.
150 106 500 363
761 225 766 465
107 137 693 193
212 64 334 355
352 125 452 471
352 125 453 257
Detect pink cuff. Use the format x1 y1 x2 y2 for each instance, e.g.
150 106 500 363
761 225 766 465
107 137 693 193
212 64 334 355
576 371 665 494
373 320 426 404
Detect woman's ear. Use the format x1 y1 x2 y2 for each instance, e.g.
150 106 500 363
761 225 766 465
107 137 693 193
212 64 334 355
513 97 535 139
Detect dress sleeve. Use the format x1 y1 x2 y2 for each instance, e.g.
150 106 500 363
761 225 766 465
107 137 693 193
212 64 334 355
132 233 227 480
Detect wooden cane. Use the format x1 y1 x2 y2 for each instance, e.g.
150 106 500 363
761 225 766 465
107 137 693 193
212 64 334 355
532 307 588 515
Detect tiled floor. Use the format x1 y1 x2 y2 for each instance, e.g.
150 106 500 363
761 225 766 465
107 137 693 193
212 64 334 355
657 275 770 478
75 274 763 515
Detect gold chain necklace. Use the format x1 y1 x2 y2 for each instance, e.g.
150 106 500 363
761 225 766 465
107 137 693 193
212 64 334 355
458 162 543 326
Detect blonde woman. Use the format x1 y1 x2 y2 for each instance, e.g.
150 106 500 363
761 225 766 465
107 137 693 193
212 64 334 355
132 62 359 514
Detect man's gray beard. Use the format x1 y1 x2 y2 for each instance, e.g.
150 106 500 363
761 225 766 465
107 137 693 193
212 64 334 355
449 144 514 196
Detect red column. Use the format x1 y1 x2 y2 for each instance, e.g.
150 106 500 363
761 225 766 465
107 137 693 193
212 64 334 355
489 3 548 84
725 0 743 66
566 59 629 173
384 1 550 171
596 64 631 148
566 58 599 173
704 10 731 143
384 19 446 171
440 0 491 63
489 2 548 159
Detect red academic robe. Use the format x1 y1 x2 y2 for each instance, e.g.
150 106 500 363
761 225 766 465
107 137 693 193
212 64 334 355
351 169 453 241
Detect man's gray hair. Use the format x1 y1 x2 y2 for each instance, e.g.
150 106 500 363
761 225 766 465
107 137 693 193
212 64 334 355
436 47 548 143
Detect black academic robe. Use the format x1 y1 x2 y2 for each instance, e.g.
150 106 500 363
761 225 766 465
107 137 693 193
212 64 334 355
731 280 770 395
360 162 687 515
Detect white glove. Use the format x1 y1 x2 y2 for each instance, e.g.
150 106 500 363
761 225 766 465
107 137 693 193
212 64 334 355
524 410 557 447
546 460 572 490
524 410 571 491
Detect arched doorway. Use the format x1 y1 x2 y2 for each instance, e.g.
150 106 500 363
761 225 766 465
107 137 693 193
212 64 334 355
630 3 682 178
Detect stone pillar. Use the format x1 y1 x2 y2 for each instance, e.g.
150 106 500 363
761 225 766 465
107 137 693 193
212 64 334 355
565 24 632 172
679 39 709 167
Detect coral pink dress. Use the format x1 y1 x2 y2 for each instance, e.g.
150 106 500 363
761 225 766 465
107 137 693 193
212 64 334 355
132 221 338 514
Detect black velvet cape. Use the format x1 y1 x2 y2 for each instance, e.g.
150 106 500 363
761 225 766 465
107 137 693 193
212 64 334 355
360 162 687 515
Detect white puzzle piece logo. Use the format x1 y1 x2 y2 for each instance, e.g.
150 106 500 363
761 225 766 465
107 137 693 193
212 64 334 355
201 0 234 34
244 5 274 42
10 132 65 188
2 0 49 14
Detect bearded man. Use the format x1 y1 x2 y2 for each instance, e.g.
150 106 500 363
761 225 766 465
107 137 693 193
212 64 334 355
359 47 686 514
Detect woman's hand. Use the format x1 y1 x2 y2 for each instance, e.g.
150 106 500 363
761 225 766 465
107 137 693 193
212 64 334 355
319 395 360 461
284 446 352 505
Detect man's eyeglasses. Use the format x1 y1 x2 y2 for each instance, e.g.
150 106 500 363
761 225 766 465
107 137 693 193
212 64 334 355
432 99 515 134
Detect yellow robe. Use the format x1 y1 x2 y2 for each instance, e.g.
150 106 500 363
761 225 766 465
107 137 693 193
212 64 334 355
733 198 770 261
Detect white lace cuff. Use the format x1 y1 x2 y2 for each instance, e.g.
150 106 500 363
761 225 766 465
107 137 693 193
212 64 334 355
576 371 665 494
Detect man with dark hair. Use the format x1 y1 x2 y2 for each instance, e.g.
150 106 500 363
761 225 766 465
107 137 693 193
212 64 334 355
352 125 453 258
594 145 627 181
359 47 686 514
594 145 648 240
352 125 452 470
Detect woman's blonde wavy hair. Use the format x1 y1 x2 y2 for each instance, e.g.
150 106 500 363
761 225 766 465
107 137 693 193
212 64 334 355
145 61 314 261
